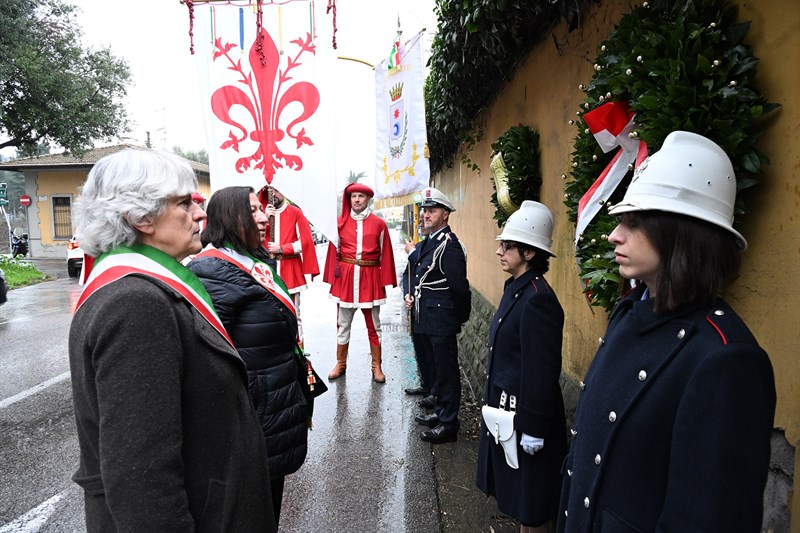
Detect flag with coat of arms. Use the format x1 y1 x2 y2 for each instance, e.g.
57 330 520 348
374 31 429 200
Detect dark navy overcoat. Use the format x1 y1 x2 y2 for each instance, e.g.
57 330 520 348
557 286 776 532
476 270 567 525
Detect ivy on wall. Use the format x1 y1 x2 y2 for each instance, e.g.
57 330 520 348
425 0 592 174
564 0 778 312
489 125 543 227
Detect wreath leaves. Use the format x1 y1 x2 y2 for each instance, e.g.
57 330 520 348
565 0 778 312
489 125 543 227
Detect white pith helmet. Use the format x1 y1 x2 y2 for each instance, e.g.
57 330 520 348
496 200 556 256
608 131 747 250
420 186 455 212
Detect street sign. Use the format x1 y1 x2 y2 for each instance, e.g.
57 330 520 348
0 183 7 206
20 194 32 207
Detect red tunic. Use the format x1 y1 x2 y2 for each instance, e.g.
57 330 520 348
265 204 319 293
323 211 396 308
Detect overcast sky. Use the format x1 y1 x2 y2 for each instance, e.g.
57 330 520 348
63 0 437 187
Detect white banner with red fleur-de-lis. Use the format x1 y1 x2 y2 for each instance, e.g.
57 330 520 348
193 1 339 246
374 31 430 201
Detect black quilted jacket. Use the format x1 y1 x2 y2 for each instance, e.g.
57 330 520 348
188 253 308 478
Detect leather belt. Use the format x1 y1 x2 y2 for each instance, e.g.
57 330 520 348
340 256 380 267
274 253 301 260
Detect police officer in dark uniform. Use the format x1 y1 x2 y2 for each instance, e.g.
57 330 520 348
557 132 776 532
403 187 471 444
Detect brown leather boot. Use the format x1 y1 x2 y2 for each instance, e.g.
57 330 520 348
370 344 386 383
328 343 348 380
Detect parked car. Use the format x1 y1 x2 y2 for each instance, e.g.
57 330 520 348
67 236 84 278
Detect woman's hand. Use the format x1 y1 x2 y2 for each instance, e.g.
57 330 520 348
521 434 544 455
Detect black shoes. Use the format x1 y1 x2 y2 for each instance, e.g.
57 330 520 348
418 394 435 409
414 413 440 427
404 385 430 396
421 424 458 444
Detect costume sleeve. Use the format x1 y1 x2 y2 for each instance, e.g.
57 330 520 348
657 344 775 530
379 223 397 288
90 280 195 531
515 291 564 436
322 242 338 285
294 209 320 278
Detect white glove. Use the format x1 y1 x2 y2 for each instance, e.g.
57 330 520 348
521 434 544 455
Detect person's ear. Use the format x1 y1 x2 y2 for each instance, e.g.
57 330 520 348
524 249 535 261
128 214 155 235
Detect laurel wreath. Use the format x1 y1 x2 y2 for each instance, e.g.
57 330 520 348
390 113 409 159
489 125 543 227
564 0 778 312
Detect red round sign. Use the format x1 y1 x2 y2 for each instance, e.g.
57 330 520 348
19 194 31 207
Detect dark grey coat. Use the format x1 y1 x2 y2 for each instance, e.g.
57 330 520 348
69 275 276 532
476 270 567 526
557 286 776 532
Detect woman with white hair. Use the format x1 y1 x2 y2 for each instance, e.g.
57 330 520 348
69 148 276 532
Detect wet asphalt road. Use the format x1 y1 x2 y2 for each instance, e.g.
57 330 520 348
1 238 518 532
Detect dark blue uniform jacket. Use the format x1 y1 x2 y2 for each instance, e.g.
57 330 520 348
401 225 470 335
476 270 567 525
558 286 776 532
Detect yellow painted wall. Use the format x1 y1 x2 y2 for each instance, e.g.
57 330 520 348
437 0 799 448
35 170 87 245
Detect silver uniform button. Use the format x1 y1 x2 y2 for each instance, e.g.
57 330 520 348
594 454 601 465
570 429 577 436
499 317 502 323
580 381 586 390
608 411 617 422
714 309 725 316
598 336 605 346
515 293 519 298
567 469 573 477
677 328 685 339
584 497 590 508
565 510 568 517
638 370 647 381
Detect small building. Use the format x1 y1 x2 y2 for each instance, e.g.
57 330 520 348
0 145 210 258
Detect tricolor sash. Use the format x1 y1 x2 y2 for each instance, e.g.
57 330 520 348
76 245 234 348
194 247 297 317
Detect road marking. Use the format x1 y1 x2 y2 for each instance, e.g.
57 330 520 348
0 372 71 410
0 491 66 533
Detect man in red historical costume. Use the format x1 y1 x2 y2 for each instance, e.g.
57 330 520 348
323 183 396 383
260 187 320 348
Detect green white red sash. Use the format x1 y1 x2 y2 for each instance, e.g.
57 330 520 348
76 245 234 348
194 247 297 317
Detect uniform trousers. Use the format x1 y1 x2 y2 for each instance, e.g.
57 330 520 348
412 331 436 393
336 305 381 346
418 333 460 428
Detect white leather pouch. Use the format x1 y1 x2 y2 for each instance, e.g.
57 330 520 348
481 392 519 469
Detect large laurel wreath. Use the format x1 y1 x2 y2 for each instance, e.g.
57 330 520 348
490 125 543 227
564 0 778 312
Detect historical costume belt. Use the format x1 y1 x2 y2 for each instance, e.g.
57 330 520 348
340 257 380 267
274 252 301 260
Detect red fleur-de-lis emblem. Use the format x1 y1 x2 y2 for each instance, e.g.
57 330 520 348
210 30 320 184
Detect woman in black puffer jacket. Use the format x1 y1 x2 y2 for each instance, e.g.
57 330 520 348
187 186 308 526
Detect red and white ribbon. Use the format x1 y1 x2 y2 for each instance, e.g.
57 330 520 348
575 101 648 244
